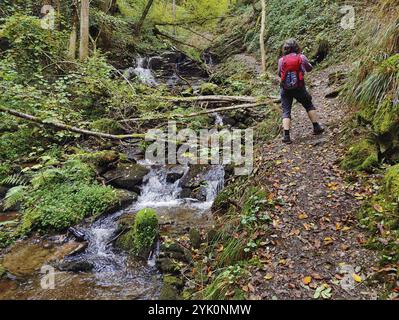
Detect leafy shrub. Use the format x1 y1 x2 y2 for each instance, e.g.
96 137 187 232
18 160 118 232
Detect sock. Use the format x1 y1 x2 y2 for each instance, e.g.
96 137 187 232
284 130 290 137
312 122 321 130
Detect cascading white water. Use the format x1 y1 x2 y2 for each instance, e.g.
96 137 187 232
213 112 224 126
132 57 158 86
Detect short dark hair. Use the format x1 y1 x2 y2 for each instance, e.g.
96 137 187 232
283 39 301 55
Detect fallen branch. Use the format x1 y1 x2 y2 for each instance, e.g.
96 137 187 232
153 27 201 49
0 106 145 141
120 102 268 123
163 95 280 104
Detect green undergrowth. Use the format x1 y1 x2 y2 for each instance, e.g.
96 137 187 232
192 180 275 300
3 159 119 234
359 164 399 264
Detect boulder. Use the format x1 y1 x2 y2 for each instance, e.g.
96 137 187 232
148 56 163 70
159 274 184 300
156 257 181 274
189 228 201 249
166 166 186 184
103 163 149 192
57 260 94 273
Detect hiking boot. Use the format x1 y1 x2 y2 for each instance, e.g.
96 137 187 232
313 126 325 135
282 135 292 144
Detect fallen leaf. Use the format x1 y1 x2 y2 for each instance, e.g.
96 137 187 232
303 276 312 285
324 237 334 245
298 213 308 220
264 274 273 280
352 274 362 283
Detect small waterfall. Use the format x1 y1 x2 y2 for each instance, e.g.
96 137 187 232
132 57 158 86
213 112 224 126
135 164 188 209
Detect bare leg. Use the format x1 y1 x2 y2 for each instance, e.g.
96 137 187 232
307 110 319 123
283 118 291 130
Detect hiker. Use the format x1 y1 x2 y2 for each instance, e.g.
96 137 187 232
278 39 324 144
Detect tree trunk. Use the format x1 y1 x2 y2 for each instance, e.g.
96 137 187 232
67 1 78 60
136 0 155 34
79 0 90 61
260 0 267 73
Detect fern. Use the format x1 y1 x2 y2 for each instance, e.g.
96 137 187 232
1 174 28 187
3 185 26 210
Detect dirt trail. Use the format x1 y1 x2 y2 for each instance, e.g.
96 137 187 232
253 65 383 299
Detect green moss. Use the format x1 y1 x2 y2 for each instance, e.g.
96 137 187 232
71 150 119 173
383 164 399 200
200 82 219 95
359 164 399 264
341 139 379 172
117 208 159 258
91 118 124 135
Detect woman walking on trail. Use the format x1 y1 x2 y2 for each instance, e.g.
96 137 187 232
278 39 324 144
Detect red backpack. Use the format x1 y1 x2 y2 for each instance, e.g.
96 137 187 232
281 54 304 90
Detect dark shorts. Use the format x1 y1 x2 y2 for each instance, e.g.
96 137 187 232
280 87 316 119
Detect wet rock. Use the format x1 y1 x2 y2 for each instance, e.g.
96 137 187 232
180 165 210 189
57 260 94 273
166 166 186 184
189 228 201 249
2 243 56 277
1 240 90 277
160 282 180 300
116 189 139 209
75 150 120 175
103 163 149 192
148 56 163 70
156 257 181 274
68 227 86 242
159 242 192 264
159 274 184 300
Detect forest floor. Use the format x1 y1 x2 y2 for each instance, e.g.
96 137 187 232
248 65 385 299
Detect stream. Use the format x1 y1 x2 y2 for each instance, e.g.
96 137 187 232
0 52 225 300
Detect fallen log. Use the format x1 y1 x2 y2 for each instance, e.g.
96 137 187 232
120 101 269 123
164 95 257 103
0 106 146 141
163 95 280 104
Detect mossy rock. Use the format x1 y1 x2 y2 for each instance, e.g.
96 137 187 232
91 118 124 135
189 228 201 249
341 139 379 172
200 82 219 95
73 150 120 174
116 208 159 259
103 163 149 192
156 257 181 274
383 164 399 200
159 283 180 300
163 274 184 289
